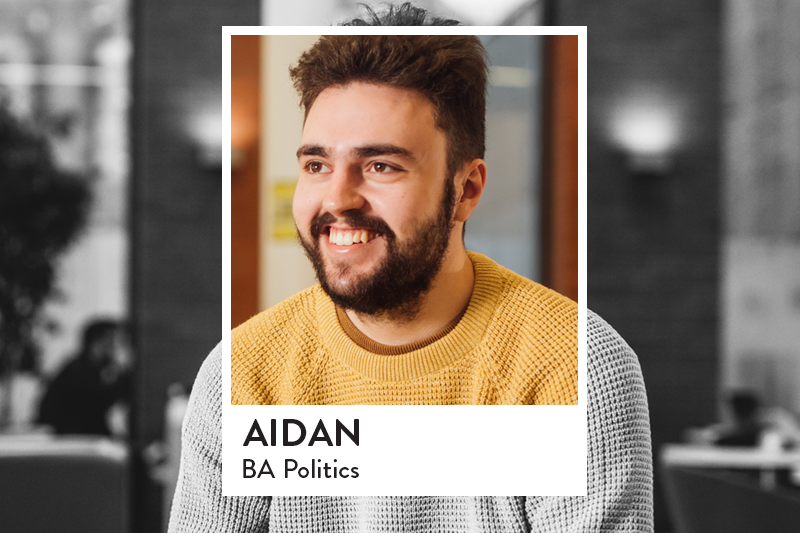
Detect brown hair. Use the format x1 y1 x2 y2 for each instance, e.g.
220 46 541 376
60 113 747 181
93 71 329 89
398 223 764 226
289 35 489 178
339 2 462 26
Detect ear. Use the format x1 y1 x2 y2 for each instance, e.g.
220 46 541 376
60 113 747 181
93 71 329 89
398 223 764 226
453 159 487 223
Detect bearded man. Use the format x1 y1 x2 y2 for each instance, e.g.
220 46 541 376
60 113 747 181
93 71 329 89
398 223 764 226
229 34 578 406
170 24 652 533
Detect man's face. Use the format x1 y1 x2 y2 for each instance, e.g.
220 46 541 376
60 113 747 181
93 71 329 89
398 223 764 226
293 82 457 318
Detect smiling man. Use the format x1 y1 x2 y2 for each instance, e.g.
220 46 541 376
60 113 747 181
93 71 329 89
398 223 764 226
229 35 579 406
170 31 652 533
294 82 475 335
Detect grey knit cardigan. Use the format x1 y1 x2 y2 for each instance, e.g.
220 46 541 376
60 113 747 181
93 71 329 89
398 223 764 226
169 310 653 532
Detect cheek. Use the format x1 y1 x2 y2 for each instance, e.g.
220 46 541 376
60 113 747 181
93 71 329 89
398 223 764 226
372 190 431 232
292 183 317 229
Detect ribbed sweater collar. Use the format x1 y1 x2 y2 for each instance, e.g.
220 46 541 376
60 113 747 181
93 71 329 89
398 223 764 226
315 251 505 382
335 304 467 355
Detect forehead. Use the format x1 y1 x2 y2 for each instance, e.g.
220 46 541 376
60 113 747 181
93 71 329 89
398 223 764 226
301 83 443 152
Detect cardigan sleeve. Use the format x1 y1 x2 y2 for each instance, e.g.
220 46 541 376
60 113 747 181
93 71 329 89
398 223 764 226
525 310 654 532
168 343 271 533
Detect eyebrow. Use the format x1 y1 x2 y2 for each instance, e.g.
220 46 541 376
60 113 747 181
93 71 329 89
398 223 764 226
352 144 416 163
296 143 416 163
296 144 328 159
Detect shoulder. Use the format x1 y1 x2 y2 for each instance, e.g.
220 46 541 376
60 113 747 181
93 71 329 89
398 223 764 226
499 270 579 398
230 285 325 404
469 251 577 330
231 284 324 361
188 342 222 419
525 312 652 530
170 343 272 530
584 310 653 529
502 271 577 327
469 253 577 404
232 284 323 345
181 342 223 456
586 310 647 400
585 310 651 483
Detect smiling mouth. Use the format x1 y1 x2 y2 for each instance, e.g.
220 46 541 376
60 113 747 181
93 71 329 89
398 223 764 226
325 226 381 246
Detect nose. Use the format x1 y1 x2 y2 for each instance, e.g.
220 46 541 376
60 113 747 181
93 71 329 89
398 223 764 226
322 166 366 216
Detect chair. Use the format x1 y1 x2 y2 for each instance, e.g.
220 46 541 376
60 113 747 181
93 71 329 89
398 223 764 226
0 435 129 533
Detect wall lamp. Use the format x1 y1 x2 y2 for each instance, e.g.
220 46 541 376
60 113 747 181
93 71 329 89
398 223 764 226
191 109 224 172
611 98 680 178
191 107 250 172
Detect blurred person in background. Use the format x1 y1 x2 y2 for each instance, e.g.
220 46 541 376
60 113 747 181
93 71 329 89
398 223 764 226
686 389 800 450
715 391 763 447
38 319 132 436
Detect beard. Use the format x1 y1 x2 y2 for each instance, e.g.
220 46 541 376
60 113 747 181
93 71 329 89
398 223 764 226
298 177 456 321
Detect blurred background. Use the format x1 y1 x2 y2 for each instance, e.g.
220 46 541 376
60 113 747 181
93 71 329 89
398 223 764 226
1 1 799 532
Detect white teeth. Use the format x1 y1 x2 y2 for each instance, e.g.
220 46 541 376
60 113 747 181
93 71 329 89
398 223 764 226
329 228 375 246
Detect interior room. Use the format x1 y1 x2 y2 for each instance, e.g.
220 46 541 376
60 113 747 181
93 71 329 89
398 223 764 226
0 1 798 532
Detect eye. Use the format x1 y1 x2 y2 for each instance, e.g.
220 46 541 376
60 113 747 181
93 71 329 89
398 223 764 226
304 161 331 174
368 162 397 173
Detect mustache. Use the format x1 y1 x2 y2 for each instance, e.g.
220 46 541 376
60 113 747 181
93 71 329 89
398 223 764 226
310 211 395 241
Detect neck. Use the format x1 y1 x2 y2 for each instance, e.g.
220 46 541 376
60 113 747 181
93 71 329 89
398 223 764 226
345 244 474 346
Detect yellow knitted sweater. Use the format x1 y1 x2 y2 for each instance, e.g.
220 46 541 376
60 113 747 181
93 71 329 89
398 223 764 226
231 252 577 405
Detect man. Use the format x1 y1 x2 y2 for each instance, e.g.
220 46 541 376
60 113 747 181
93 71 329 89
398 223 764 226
170 9 653 532
39 319 131 435
231 34 578 406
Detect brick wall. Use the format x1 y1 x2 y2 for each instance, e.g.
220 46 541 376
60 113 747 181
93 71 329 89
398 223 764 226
721 0 800 420
130 1 259 530
559 2 722 531
724 0 800 237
